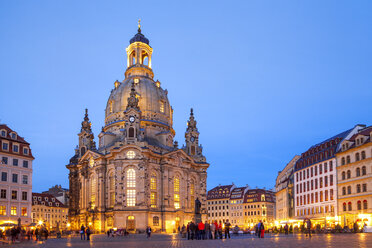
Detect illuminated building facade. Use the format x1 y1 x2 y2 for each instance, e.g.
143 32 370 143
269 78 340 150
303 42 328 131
294 125 364 226
336 125 372 228
0 124 34 226
31 193 68 230
275 155 299 223
66 23 209 233
207 184 275 228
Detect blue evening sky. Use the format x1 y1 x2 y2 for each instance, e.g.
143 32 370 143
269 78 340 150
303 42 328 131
1 1 371 192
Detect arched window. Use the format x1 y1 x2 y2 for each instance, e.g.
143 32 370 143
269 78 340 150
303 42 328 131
356 168 361 177
362 166 366 176
143 56 149 66
342 171 346 180
348 202 352 211
90 176 96 208
130 51 136 66
109 101 113 113
356 153 360 161
190 179 195 209
150 173 157 208
361 151 366 159
357 201 362 210
109 172 115 208
81 147 86 156
341 157 345 165
128 127 135 138
347 186 351 194
347 170 351 179
363 200 368 210
343 202 346 211
346 156 350 164
342 187 346 195
357 184 361 193
159 101 164 113
174 176 180 209
127 169 136 206
153 216 159 226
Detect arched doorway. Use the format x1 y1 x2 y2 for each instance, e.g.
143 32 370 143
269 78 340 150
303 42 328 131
127 216 135 231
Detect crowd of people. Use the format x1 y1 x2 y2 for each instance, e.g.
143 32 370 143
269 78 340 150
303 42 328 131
0 226 49 244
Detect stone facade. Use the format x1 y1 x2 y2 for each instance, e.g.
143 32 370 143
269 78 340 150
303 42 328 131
336 125 372 228
66 25 209 233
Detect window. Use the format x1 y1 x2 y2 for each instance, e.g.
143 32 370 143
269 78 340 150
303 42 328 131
362 166 366 176
128 127 135 138
356 153 360 161
347 170 351 179
363 184 367 192
11 206 17 216
320 177 323 188
127 169 136 206
0 130 5 137
330 189 334 200
363 200 368 210
23 148 28 155
348 202 352 211
330 161 333 171
311 167 313 177
357 201 362 210
190 179 195 209
343 203 346 211
361 151 366 159
324 163 328 173
159 101 164 113
2 157 8 165
347 186 351 194
10 133 16 139
342 171 345 180
0 189 6 199
150 173 157 208
0 206 5 215
341 157 345 165
357 184 361 193
356 168 361 177
1 172 7 182
12 174 18 183
2 143 8 151
153 216 159 226
11 190 17 200
330 175 333 186
325 190 328 201
174 176 180 209
22 175 28 184
109 172 115 208
23 161 29 168
315 178 318 189
319 164 322 174
22 192 27 201
12 159 18 166
90 176 96 208
325 176 328 187
346 156 350 164
21 207 27 216
315 192 318 203
13 145 19 153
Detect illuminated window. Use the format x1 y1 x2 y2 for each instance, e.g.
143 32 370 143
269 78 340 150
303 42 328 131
126 151 136 159
127 169 136 206
174 176 180 209
90 176 96 208
190 180 195 209
153 216 159 226
150 174 157 208
160 101 164 113
109 101 113 113
109 172 115 208
0 206 5 215
21 207 27 216
11 206 17 216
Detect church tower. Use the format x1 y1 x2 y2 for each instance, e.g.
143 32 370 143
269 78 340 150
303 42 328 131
78 109 96 156
184 108 206 162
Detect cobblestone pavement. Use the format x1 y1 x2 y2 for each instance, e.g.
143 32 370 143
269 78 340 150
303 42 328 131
6 233 372 248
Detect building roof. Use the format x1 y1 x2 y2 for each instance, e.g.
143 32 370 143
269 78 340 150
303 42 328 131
207 184 234 200
129 28 150 45
229 187 246 200
243 189 275 203
0 124 34 159
32 193 66 208
339 125 372 151
294 128 353 171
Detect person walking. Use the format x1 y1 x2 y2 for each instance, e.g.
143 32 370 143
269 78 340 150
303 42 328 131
225 220 231 239
210 221 216 239
86 227 91 241
80 225 86 240
146 226 152 238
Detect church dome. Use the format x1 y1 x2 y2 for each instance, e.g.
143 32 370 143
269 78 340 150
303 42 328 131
105 76 172 131
129 28 150 45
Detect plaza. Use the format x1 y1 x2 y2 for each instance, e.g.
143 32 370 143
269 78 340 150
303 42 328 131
5 233 372 248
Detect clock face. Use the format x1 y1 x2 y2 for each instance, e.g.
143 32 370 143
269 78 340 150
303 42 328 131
190 136 195 142
129 116 135 123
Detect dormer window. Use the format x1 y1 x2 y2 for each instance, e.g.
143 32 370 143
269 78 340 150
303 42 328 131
38 197 41 201
0 130 6 137
49 202 52 206
33 196 36 200
10 133 16 139
56 203 59 207
52 198 55 202
23 148 29 155
45 197 48 201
